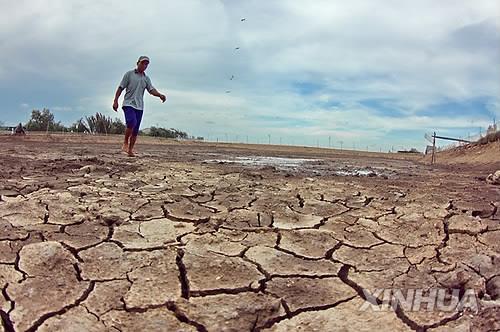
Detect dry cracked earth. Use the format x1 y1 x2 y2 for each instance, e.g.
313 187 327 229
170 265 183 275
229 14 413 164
0 136 499 332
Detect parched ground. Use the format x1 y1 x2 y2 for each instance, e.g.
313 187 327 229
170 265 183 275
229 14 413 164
0 134 499 332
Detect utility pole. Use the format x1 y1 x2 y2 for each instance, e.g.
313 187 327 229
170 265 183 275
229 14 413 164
431 132 436 164
268 134 271 144
328 136 331 148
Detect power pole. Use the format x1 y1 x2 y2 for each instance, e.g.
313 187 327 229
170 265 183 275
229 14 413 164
431 132 436 164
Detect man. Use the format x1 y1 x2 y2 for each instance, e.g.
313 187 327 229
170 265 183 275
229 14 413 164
113 56 166 156
14 123 26 135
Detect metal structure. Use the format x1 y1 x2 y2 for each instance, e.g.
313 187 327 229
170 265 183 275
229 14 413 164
425 132 471 164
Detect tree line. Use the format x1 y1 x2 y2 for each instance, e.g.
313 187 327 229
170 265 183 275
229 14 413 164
19 108 197 139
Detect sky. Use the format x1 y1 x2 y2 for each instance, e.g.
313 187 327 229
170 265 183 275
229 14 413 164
1 0 499 151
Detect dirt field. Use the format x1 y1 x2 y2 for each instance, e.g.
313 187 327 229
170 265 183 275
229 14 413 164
1 134 499 332
426 140 500 166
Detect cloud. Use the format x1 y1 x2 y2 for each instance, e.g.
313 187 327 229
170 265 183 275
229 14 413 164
1 0 499 150
51 106 73 112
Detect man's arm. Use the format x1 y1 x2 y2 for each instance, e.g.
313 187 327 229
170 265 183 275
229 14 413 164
112 87 124 111
149 88 166 103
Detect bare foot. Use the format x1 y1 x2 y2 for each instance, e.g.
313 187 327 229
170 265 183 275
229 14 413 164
127 150 135 157
122 143 128 153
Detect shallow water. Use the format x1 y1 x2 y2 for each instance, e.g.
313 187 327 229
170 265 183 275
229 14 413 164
204 155 393 177
204 156 317 168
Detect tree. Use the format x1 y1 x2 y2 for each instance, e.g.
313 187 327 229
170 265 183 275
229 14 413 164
81 112 125 134
25 108 66 132
110 118 126 134
69 114 124 134
69 118 89 133
25 109 53 131
148 126 189 139
87 113 110 134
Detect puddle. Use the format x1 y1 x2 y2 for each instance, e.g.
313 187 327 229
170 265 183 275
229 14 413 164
203 155 397 178
204 156 318 169
334 169 377 177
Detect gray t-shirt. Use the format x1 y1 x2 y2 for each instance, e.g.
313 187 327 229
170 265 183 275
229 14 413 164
119 69 155 111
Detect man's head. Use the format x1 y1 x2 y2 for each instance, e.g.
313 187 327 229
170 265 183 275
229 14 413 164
136 56 150 73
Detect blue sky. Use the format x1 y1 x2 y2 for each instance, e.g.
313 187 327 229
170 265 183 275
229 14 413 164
1 0 499 151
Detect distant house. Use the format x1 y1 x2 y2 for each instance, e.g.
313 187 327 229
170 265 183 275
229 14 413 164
0 123 27 135
1 125 17 133
397 148 421 154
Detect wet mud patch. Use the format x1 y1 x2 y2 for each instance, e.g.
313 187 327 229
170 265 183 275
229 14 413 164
203 155 398 178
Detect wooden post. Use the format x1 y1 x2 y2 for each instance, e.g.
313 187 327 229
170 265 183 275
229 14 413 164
431 132 436 164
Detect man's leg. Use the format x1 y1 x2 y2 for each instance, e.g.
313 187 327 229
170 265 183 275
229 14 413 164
123 127 133 152
128 135 137 156
127 109 143 157
122 107 137 153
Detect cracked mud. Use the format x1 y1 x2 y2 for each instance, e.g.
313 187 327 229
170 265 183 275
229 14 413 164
0 136 499 331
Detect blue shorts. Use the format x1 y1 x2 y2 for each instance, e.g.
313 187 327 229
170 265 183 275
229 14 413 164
123 106 143 136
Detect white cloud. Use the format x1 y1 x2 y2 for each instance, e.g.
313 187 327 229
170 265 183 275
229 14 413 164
51 106 73 112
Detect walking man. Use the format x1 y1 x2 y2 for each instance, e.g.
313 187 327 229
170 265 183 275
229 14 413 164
113 56 166 156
